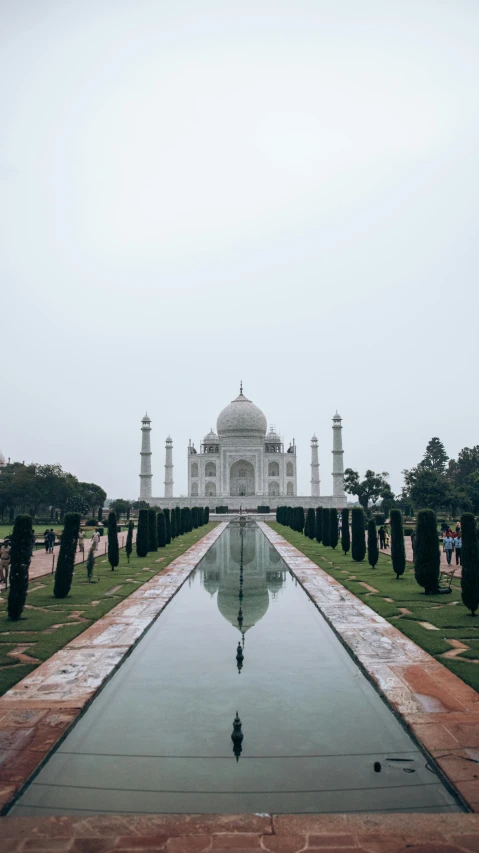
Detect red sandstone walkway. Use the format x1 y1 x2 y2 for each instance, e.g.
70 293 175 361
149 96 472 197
18 529 137 585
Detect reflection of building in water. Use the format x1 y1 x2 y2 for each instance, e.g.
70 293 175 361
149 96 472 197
200 529 287 634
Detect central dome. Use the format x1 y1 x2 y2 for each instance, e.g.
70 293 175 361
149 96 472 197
217 390 267 438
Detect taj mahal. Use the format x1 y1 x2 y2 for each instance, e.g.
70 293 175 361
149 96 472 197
139 385 346 510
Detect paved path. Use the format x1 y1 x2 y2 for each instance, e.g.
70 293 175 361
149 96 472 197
380 535 462 579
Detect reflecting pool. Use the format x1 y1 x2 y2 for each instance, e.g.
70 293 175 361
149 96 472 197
12 525 461 815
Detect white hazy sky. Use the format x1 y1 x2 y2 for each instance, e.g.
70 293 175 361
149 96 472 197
2 0 478 499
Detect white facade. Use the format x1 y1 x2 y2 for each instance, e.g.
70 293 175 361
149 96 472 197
139 387 346 508
187 388 297 499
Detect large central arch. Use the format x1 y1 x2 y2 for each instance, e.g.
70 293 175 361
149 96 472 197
229 459 255 496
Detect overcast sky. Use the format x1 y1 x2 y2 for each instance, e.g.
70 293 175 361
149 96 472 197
2 0 478 499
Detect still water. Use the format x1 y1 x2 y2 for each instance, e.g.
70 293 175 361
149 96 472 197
12 524 461 815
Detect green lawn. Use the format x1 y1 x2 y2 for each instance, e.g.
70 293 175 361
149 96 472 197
0 523 217 696
268 522 479 695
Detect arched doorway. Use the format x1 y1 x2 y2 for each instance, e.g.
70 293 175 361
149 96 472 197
229 460 255 496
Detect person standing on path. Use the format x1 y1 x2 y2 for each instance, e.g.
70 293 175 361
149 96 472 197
455 535 462 565
47 529 56 554
92 530 100 552
78 530 85 555
43 529 49 552
378 526 386 549
443 533 455 565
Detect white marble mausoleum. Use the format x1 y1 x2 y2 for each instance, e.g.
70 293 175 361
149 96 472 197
139 385 346 509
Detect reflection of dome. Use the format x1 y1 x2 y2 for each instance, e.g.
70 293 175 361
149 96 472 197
217 585 269 634
203 570 221 596
217 390 267 438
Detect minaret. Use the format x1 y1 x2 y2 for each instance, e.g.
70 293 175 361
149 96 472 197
139 413 152 501
332 412 345 499
310 434 320 497
164 436 174 498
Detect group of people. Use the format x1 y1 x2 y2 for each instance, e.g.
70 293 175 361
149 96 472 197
442 523 462 566
378 526 390 549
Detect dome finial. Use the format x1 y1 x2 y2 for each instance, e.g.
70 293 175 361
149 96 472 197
240 379 243 395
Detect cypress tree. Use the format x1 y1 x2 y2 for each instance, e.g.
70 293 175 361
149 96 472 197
54 512 81 598
192 507 198 529
7 514 32 620
461 512 479 616
136 508 149 557
351 507 366 562
148 508 158 552
125 520 134 563
296 507 305 533
390 509 406 579
175 506 181 535
315 507 322 543
367 518 379 568
414 509 440 594
164 508 171 544
205 506 210 523
341 508 350 555
157 511 167 548
180 507 186 535
86 545 95 582
305 508 315 539
322 508 331 546
170 507 177 539
107 510 119 571
199 507 204 526
330 509 339 549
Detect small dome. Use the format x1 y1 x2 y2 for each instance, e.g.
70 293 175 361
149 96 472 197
204 427 218 442
217 389 267 438
266 426 281 443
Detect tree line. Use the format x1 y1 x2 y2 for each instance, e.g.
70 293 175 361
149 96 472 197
275 505 479 615
0 462 106 522
343 438 479 517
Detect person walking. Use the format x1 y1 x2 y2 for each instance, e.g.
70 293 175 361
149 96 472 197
47 529 56 554
78 530 85 555
92 530 100 552
378 526 386 549
43 529 49 552
443 532 455 565
0 540 10 587
455 534 462 565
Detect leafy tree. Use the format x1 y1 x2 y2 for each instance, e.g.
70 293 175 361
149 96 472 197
136 509 149 557
54 512 81 598
78 482 107 517
170 508 177 539
157 511 167 547
107 511 119 571
329 509 339 549
110 499 130 521
315 507 322 543
367 518 378 568
390 508 405 579
414 509 440 594
7 514 32 620
341 508 350 555
418 437 448 474
132 500 150 510
462 472 479 513
125 520 134 563
86 546 95 582
407 468 452 512
351 507 366 562
449 446 479 485
148 508 158 551
322 508 330 546
344 469 391 515
164 508 171 544
65 493 90 515
461 512 479 616
305 508 315 539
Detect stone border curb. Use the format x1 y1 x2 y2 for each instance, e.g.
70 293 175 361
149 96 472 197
259 522 479 813
0 523 228 815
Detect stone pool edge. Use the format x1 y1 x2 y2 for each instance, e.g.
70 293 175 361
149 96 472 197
0 522 228 815
259 521 479 814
